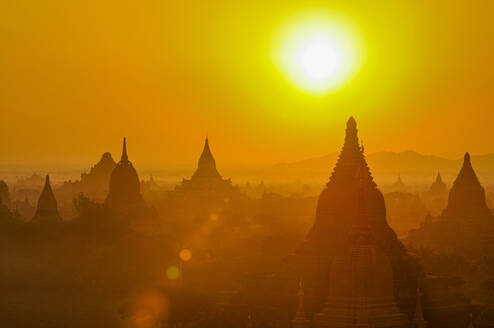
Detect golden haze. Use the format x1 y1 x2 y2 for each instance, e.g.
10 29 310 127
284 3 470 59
1 0 494 166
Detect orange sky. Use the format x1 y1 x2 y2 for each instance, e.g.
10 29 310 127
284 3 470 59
1 0 494 166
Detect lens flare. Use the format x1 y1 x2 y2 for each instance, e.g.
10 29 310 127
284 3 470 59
179 249 192 262
274 12 363 95
165 266 180 280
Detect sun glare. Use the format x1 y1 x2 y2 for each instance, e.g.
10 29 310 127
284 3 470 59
275 13 362 95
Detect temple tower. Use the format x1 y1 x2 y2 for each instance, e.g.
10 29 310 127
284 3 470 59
391 175 407 192
175 137 238 198
32 175 61 221
429 172 447 197
312 173 409 328
441 153 492 222
294 117 419 317
105 138 149 219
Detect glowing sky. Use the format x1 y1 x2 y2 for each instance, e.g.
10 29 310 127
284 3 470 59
1 1 494 166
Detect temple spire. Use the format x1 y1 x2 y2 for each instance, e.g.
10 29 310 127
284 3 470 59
464 152 471 167
121 137 128 162
436 171 443 183
192 136 220 179
329 117 375 186
33 174 61 221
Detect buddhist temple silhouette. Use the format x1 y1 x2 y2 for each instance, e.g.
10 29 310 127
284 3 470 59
287 117 419 319
310 171 410 328
423 172 448 216
442 153 492 222
79 152 116 198
32 175 61 221
429 172 447 197
390 175 407 192
175 137 239 200
409 152 494 252
104 138 152 219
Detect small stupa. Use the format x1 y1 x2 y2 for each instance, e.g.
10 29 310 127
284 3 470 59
428 172 447 197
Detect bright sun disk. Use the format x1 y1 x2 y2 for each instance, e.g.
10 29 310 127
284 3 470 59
275 14 361 95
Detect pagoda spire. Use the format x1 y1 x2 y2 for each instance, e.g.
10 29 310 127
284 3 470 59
328 117 375 187
33 174 61 221
121 137 128 162
436 171 443 183
192 136 221 179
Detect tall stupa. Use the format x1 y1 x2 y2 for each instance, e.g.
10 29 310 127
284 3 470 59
32 175 62 221
292 117 419 317
105 138 150 219
312 173 410 328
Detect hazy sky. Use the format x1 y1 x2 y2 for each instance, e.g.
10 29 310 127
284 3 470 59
1 0 494 166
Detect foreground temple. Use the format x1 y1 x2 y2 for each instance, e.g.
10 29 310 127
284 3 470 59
105 138 151 219
311 175 410 328
32 175 61 221
290 117 419 318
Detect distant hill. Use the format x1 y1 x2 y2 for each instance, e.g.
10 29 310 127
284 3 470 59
263 151 494 185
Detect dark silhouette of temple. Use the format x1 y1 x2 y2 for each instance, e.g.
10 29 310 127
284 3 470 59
442 153 492 222
409 153 494 252
311 173 410 328
175 137 239 199
59 152 117 203
104 138 151 219
78 152 116 199
390 175 407 192
32 175 61 221
429 172 447 198
291 117 419 318
423 172 448 216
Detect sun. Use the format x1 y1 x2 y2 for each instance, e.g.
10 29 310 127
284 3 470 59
275 14 362 95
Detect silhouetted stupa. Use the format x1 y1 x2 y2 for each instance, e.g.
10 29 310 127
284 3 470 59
32 175 61 221
441 153 492 222
391 175 407 192
105 138 149 219
429 172 447 197
175 137 238 198
409 153 494 252
312 175 409 328
293 117 419 317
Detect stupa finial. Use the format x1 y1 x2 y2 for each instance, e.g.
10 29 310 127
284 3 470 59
121 137 128 162
347 116 357 131
464 152 471 166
